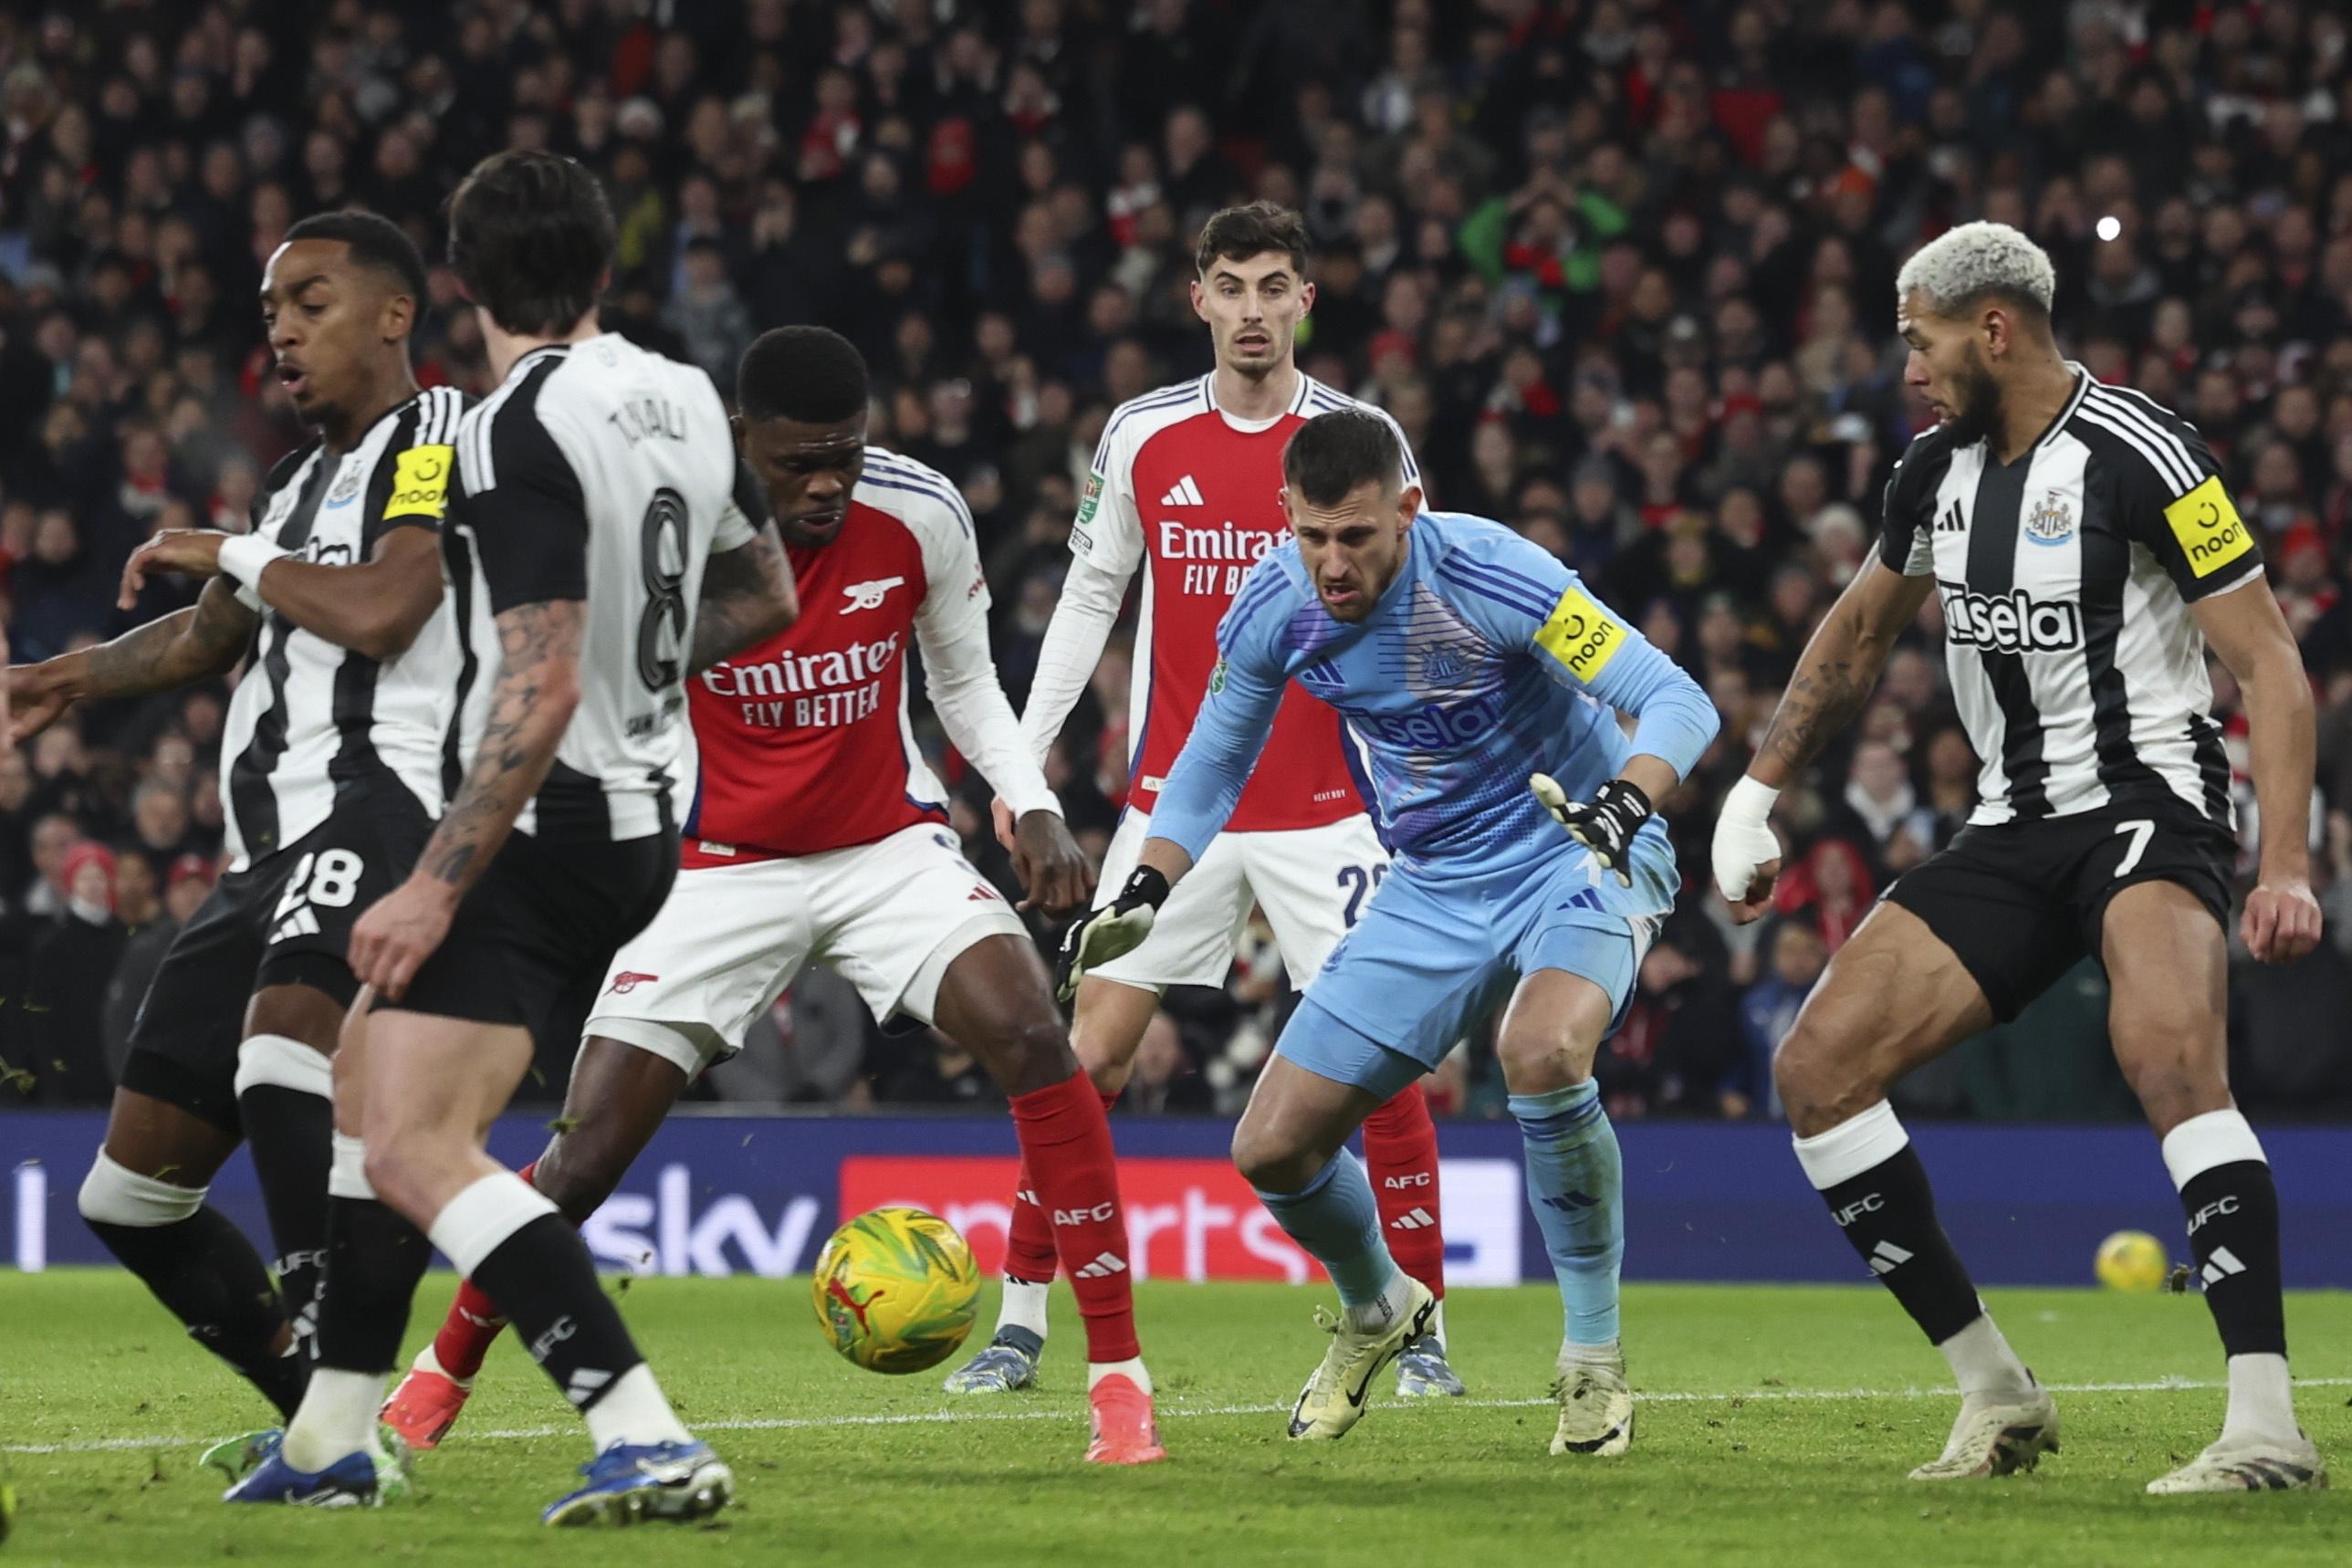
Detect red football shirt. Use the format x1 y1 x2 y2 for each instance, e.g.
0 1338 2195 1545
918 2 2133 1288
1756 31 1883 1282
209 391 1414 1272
681 448 988 864
1073 373 1419 831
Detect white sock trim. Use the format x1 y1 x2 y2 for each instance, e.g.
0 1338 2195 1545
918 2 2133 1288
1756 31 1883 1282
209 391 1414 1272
426 1171 559 1279
2160 1107 2267 1190
77 1150 205 1226
1087 1355 1152 1395
233 1032 332 1100
582 1364 692 1450
329 1132 374 1200
998 1277 1051 1339
283 1367 386 1472
1791 1100 1909 1190
2221 1352 2298 1443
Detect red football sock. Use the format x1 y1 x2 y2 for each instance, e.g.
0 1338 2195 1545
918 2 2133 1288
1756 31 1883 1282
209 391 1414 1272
429 1159 544 1380
1009 1073 1140 1363
1364 1082 1446 1301
1002 1086 1121 1288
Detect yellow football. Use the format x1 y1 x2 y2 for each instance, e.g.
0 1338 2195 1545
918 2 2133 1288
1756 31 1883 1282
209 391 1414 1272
810 1206 982 1374
2095 1228 2169 1292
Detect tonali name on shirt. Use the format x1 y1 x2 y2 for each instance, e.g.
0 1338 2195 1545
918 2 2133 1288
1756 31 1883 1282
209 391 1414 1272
702 632 903 728
1157 518 1285 595
605 394 691 446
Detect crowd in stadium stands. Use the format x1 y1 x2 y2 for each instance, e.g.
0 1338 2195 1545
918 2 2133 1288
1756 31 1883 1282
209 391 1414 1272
5 0 2352 1119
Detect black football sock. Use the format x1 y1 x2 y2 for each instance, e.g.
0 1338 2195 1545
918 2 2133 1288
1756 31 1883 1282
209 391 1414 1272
1792 1102 2032 1396
81 1152 307 1419
237 1073 334 1357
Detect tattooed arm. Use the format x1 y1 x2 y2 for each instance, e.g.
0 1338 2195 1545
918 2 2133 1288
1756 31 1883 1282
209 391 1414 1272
5 579 256 744
1749 556 1936 787
347 598 583 998
686 520 798 677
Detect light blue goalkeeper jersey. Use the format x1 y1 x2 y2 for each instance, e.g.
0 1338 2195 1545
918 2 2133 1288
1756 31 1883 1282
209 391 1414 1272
1149 510 1720 883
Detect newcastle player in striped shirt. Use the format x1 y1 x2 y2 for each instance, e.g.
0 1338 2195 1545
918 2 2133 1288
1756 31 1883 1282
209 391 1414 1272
231 152 791 1525
4 213 463 1494
1712 223 2326 1492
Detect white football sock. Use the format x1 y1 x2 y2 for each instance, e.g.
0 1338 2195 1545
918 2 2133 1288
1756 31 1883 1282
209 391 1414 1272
1558 1338 1622 1373
409 1342 473 1390
1935 1311 2033 1398
1087 1356 1152 1395
582 1364 693 1451
1430 1299 1448 1352
997 1278 1051 1341
1342 1267 1415 1336
281 1368 386 1473
2220 1353 2298 1444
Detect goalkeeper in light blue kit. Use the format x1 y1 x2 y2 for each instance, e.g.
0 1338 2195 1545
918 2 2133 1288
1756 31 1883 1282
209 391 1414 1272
1057 409 1719 1457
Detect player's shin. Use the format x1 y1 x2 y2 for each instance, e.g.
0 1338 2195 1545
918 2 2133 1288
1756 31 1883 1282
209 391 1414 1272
235 1035 335 1357
992 1084 1121 1344
283 1133 432 1472
1509 1081 1622 1358
79 1154 308 1419
1008 1071 1145 1380
423 1156 542 1383
2161 1109 2297 1442
1253 1147 1414 1328
430 1169 689 1448
1363 1082 1448 1333
1793 1102 2031 1396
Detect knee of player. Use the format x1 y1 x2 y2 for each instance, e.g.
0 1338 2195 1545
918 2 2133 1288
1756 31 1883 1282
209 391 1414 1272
1771 1025 1866 1122
1493 1024 1594 1092
78 1151 205 1228
979 1009 1079 1089
532 1134 625 1224
1229 1122 1313 1194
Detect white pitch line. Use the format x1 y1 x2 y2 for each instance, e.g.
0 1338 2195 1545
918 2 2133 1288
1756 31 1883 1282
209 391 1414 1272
8 1376 2349 1458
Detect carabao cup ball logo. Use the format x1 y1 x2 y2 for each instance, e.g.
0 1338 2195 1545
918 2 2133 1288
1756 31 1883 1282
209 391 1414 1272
809 1206 981 1374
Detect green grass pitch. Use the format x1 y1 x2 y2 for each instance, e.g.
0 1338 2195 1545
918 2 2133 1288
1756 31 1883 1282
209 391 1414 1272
3 1271 2347 1565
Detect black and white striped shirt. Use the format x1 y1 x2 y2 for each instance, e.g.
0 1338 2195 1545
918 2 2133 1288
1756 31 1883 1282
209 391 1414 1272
221 386 468 871
444 333 752 842
1879 366 2263 830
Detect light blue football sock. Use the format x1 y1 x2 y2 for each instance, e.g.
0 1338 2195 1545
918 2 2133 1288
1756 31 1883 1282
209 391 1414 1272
1255 1147 1398 1308
1511 1080 1624 1346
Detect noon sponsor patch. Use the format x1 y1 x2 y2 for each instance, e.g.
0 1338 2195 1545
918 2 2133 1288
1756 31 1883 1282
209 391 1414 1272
382 444 454 520
1535 586 1625 682
2162 475 2253 579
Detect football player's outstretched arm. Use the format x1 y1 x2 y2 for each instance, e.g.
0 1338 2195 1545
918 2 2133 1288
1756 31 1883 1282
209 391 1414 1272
5 578 256 744
1716 556 1934 919
915 520 1092 917
2195 580 2321 964
122 526 448 661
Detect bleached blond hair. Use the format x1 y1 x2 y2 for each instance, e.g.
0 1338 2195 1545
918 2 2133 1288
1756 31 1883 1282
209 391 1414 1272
1896 221 2056 319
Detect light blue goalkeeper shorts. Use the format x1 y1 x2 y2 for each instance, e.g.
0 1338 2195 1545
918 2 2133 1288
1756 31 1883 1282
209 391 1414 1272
1274 830 1671 1098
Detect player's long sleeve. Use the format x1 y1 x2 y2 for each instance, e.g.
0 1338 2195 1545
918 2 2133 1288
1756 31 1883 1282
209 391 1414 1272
921 608 1061 820
1579 634 1720 782
1145 643 1286 862
1016 554 1131 762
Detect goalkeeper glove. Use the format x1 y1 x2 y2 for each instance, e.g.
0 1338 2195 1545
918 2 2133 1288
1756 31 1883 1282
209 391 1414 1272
1531 773 1652 886
1054 865 1169 1002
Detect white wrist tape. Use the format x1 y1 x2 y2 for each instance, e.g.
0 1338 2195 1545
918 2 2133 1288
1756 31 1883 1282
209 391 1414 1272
217 533 291 593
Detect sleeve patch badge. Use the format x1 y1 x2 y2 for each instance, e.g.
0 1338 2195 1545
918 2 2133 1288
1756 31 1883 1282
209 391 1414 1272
2162 474 2253 578
1075 470 1105 528
382 444 455 521
1534 585 1626 682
